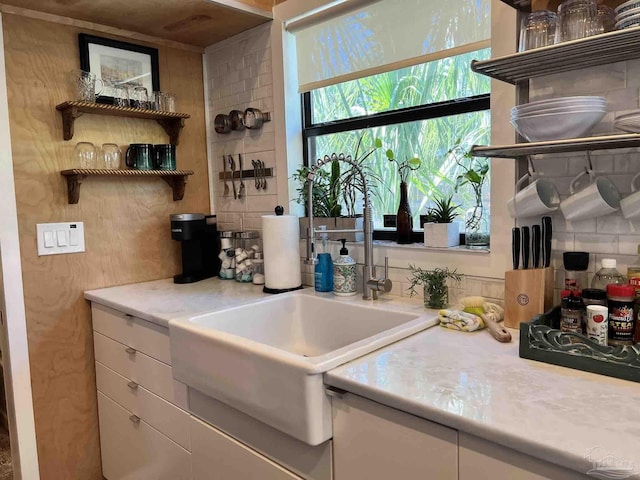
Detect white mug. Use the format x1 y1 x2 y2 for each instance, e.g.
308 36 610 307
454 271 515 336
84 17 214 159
620 172 640 220
507 173 560 219
560 170 621 221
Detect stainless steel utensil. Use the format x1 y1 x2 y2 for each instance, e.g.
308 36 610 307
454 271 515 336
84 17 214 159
259 159 267 189
215 114 231 134
238 154 246 198
223 156 230 197
229 155 237 199
252 159 260 189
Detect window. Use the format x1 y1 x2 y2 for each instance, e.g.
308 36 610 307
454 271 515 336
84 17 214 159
302 48 491 232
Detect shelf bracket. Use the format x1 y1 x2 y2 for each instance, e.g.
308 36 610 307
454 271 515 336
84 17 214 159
65 173 87 204
156 118 185 145
60 106 84 141
161 174 189 201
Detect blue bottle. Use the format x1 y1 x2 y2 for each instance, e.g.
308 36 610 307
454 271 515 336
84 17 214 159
315 253 334 292
314 225 333 292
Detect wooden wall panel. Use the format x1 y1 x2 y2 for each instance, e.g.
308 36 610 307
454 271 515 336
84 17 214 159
2 13 210 480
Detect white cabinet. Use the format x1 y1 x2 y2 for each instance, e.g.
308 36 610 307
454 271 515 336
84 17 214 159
190 415 303 480
98 392 190 480
459 432 589 480
92 304 191 480
332 392 458 480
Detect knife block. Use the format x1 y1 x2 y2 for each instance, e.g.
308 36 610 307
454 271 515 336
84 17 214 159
504 267 554 328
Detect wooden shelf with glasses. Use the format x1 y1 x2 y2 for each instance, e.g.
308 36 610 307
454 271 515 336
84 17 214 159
55 101 190 145
60 169 194 204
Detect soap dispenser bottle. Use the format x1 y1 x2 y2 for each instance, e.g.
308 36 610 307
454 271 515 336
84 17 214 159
333 239 357 296
314 226 333 292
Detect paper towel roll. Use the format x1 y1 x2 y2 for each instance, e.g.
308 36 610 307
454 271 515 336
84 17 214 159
262 213 302 291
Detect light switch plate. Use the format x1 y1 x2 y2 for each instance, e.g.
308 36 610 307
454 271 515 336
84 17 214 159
37 222 85 256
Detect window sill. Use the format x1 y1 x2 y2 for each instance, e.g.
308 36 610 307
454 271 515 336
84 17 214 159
372 240 490 254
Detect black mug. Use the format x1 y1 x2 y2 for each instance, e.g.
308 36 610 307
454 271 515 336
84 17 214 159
126 143 154 170
154 144 176 170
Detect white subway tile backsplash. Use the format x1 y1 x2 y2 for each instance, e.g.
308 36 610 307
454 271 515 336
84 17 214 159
574 233 618 254
596 215 634 235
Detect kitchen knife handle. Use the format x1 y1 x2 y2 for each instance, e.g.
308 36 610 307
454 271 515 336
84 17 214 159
512 227 520 270
521 226 530 270
542 216 552 268
532 225 541 269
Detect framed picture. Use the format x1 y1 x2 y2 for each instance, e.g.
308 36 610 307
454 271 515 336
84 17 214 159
78 33 160 105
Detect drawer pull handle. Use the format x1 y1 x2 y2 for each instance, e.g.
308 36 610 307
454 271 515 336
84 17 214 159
125 347 136 355
127 381 138 390
129 414 140 424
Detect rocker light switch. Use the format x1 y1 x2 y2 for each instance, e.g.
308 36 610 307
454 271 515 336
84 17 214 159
37 222 85 256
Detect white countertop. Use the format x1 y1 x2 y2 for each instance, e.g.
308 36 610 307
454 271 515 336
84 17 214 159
326 326 640 478
85 279 640 477
84 277 271 327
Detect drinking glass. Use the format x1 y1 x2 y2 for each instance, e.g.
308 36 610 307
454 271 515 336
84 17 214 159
132 86 149 109
519 10 558 51
75 142 97 169
558 0 599 42
596 4 615 33
101 143 122 169
71 70 103 103
112 84 130 108
161 92 176 112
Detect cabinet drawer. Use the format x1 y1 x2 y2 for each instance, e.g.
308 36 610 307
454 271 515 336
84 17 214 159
92 303 171 364
96 361 190 451
97 392 190 480
190 416 303 480
94 332 188 409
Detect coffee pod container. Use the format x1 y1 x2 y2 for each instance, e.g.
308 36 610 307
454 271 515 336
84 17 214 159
218 231 235 280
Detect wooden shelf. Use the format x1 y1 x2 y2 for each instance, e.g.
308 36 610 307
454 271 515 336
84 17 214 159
55 101 190 144
60 169 194 204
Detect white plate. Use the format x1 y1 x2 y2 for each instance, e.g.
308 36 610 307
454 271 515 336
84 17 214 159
615 13 640 29
616 5 640 21
512 109 606 142
514 96 606 110
615 0 640 14
512 106 606 119
513 99 606 116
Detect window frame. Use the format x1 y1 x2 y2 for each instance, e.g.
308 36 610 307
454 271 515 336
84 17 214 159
301 90 491 238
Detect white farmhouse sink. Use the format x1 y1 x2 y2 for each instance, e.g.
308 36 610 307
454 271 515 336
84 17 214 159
169 291 438 445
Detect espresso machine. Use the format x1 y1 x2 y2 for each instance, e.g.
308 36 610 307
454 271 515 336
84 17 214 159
170 213 220 284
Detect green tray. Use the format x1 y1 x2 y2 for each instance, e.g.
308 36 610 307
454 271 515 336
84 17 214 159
519 307 640 383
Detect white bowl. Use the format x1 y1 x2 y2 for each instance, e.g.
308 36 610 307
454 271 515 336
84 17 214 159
513 99 606 116
615 0 640 15
513 96 605 114
616 5 640 20
511 109 607 142
512 105 606 119
615 13 640 29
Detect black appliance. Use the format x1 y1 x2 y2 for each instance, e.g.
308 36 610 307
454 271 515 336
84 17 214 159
170 213 220 284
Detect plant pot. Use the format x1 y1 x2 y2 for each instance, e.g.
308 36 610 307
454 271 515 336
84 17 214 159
423 223 460 248
298 217 363 242
424 283 448 309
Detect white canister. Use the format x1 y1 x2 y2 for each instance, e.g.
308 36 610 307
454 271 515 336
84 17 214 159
586 304 608 346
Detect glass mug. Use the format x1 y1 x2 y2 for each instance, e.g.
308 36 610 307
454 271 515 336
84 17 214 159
72 70 103 103
154 144 176 170
125 144 154 170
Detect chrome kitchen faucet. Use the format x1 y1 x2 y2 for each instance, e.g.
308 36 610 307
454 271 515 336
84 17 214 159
304 155 392 300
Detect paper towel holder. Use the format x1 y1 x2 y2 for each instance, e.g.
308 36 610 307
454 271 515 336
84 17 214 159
263 206 304 295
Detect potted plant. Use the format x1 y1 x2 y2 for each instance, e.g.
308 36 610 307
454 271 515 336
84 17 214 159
407 265 462 309
386 150 421 244
449 141 490 249
293 136 384 242
423 194 461 248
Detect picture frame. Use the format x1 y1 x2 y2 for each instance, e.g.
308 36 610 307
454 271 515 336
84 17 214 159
78 33 160 105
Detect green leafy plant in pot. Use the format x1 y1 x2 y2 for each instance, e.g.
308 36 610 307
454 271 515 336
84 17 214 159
423 194 461 248
449 141 490 249
408 265 462 309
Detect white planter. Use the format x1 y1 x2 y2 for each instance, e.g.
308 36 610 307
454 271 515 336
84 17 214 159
299 217 363 242
423 223 459 248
